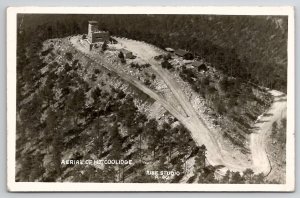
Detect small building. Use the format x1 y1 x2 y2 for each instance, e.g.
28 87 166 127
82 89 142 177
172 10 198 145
165 47 175 53
121 49 134 59
87 21 110 43
192 61 208 71
183 59 193 64
174 49 193 60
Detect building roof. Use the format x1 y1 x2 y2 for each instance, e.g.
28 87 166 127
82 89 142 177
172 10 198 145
165 47 174 52
89 21 98 24
175 49 191 57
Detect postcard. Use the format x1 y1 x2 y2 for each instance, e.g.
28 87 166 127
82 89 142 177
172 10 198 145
7 6 295 192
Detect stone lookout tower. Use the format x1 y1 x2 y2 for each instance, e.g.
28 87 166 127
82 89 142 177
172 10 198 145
88 21 99 34
87 21 110 43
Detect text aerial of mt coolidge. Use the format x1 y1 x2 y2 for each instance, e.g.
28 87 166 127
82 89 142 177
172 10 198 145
16 14 287 184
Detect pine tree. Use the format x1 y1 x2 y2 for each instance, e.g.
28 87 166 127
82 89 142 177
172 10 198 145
102 40 108 51
253 172 265 184
145 119 159 160
172 160 184 183
19 154 33 181
177 126 190 172
221 170 231 183
194 145 207 173
157 155 167 171
243 168 254 183
51 125 63 180
44 109 58 151
230 171 244 184
66 88 85 126
29 152 45 181
40 82 54 106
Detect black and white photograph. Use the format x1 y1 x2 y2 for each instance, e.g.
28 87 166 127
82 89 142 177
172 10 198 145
6 6 295 192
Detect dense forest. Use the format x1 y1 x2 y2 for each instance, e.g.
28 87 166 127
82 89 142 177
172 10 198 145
18 14 288 92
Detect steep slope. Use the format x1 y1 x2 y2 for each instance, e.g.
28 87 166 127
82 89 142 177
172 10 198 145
110 37 287 176
74 36 280 174
16 37 207 183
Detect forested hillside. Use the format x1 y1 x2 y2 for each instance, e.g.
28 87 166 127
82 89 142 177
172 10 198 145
18 14 288 92
15 30 276 185
16 32 203 183
16 30 270 184
15 14 286 184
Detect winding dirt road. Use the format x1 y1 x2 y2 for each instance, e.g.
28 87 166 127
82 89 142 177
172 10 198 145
250 90 287 174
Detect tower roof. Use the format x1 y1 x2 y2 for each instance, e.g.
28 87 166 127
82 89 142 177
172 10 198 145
88 21 98 24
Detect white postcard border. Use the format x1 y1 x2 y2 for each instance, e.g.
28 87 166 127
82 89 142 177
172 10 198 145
7 6 295 192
